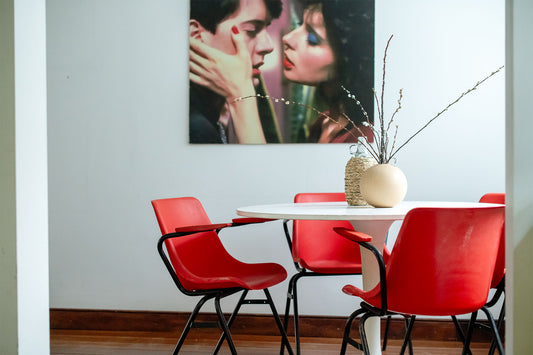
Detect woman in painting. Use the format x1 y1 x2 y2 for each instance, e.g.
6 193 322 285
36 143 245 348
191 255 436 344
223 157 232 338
189 0 375 143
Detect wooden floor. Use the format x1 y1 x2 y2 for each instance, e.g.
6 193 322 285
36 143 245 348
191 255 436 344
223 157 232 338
51 329 494 355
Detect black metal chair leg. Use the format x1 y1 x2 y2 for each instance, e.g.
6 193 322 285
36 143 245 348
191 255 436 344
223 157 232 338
489 299 505 355
481 306 505 355
213 290 248 355
264 288 294 355
280 274 297 355
383 315 413 353
462 310 478 355
453 315 473 355
382 316 391 350
280 295 292 355
280 273 303 355
214 295 238 355
358 312 374 355
407 316 414 355
292 277 302 355
173 294 212 354
340 308 366 355
340 314 355 355
399 315 415 355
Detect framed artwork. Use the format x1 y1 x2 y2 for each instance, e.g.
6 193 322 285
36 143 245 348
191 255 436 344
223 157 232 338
189 0 375 144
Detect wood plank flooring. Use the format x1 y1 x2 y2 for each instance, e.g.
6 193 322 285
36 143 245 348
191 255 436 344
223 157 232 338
51 329 494 355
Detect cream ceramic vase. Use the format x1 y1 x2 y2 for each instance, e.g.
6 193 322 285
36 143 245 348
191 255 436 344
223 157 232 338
360 164 408 208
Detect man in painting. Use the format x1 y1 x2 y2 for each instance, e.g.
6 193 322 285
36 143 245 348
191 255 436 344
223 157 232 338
188 0 282 144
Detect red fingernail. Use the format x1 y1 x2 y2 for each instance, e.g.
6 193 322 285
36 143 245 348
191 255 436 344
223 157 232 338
231 26 239 34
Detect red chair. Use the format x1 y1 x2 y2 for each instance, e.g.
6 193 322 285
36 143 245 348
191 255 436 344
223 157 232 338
335 206 505 355
479 193 505 299
410 193 505 355
280 193 391 355
466 193 506 355
152 197 293 355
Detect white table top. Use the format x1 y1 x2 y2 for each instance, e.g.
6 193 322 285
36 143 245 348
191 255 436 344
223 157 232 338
237 200 501 221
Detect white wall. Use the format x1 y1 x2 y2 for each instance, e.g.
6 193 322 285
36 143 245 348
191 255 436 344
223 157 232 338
47 0 505 316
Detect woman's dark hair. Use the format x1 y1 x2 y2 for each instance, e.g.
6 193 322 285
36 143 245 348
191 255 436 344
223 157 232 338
305 0 374 126
190 0 283 34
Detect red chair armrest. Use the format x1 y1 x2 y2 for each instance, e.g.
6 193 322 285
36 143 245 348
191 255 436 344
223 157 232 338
333 227 373 243
335 227 387 310
342 284 365 297
174 223 232 234
231 217 275 225
169 220 273 240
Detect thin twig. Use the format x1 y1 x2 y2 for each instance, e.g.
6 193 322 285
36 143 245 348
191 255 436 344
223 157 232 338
383 89 403 158
387 89 403 132
372 88 382 129
233 94 375 152
341 86 373 127
388 66 504 161
388 125 399 163
378 35 394 163
372 88 384 161
343 114 380 160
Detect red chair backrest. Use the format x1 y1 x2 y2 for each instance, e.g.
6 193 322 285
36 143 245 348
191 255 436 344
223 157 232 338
292 193 361 269
151 197 240 291
479 193 505 205
385 206 505 316
479 193 505 288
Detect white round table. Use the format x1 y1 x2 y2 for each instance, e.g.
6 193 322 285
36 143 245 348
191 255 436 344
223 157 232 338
237 201 499 355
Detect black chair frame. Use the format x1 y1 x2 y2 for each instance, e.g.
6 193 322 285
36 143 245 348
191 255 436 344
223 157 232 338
452 276 506 355
157 223 294 355
339 238 412 355
339 236 503 355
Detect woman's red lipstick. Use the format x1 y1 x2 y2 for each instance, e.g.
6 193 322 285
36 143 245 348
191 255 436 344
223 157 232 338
283 57 294 69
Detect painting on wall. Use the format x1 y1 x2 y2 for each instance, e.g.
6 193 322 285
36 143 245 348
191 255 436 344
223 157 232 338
188 0 375 144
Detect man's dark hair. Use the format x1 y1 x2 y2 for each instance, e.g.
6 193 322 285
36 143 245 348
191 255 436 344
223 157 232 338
190 0 283 34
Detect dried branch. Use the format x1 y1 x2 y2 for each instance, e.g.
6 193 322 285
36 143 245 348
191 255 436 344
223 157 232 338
372 88 384 161
389 124 399 158
383 89 403 158
387 65 504 162
341 86 373 128
387 89 403 132
232 94 373 151
378 35 394 163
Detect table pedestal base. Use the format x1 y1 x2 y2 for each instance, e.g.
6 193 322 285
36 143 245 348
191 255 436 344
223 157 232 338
349 219 394 355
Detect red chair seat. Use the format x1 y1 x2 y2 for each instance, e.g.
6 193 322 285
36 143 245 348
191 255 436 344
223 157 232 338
299 259 362 274
188 262 287 291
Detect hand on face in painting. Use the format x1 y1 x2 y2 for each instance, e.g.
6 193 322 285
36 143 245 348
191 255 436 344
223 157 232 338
189 27 255 101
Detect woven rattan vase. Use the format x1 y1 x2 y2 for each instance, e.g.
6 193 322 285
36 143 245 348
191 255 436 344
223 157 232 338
344 156 377 206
